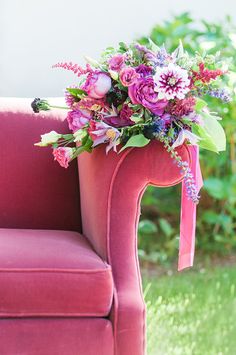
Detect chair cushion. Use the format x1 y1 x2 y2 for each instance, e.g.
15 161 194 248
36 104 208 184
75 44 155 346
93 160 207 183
0 229 113 317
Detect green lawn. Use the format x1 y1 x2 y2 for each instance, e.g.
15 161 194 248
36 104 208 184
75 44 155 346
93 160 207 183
142 265 236 355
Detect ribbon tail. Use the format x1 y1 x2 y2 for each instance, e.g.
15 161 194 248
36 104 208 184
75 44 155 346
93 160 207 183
178 145 203 271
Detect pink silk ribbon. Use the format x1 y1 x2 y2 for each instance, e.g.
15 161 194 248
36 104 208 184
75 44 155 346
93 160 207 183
178 145 203 271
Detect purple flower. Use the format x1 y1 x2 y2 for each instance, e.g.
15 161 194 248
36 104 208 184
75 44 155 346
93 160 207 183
119 67 139 87
103 104 134 127
172 129 200 149
128 77 168 115
143 119 165 139
183 112 203 125
108 54 125 71
156 46 169 67
207 88 232 102
82 71 111 99
67 109 92 132
135 64 153 77
161 113 173 126
88 120 120 153
177 161 200 203
134 43 157 63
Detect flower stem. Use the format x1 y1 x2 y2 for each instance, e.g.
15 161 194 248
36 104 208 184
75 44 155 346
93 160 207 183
49 105 70 110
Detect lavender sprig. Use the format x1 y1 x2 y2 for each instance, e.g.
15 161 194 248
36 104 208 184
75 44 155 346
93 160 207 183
162 138 200 204
207 88 232 103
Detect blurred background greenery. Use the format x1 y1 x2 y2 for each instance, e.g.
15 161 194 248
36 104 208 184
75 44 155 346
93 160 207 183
139 13 236 354
137 12 236 268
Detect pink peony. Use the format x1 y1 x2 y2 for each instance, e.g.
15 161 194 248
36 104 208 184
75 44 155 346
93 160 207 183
53 147 73 168
119 67 139 87
82 71 111 99
67 109 92 132
108 54 125 71
128 77 168 115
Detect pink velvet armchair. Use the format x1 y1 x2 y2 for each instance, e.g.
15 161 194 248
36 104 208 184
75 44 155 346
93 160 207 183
0 98 191 355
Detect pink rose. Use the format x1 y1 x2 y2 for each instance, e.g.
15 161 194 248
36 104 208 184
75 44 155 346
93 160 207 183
53 147 73 168
119 67 139 87
67 109 91 132
82 72 111 99
128 77 168 115
108 54 125 71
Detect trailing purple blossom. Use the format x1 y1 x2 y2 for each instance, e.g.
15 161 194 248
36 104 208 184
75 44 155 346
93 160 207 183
178 161 200 204
163 141 200 204
207 88 232 102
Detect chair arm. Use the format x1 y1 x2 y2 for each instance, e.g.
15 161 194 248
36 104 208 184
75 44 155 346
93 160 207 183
78 141 190 355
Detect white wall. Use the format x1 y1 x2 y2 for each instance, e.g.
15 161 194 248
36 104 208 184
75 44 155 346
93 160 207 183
1 0 235 97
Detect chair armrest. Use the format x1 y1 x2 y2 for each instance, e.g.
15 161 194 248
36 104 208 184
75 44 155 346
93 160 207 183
78 141 190 355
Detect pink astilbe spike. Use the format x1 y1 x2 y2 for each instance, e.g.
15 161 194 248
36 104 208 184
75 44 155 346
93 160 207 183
52 62 93 77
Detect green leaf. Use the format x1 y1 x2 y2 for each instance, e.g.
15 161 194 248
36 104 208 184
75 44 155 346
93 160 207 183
119 134 150 152
195 98 207 112
148 38 160 52
201 112 226 151
73 129 87 142
130 114 144 124
192 123 219 152
159 218 173 237
75 134 93 156
204 178 228 200
66 88 87 99
138 220 158 234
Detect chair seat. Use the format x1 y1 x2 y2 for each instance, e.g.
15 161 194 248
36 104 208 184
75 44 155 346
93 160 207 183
0 229 113 317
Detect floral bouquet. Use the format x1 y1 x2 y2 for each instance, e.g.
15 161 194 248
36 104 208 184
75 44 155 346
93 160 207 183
33 40 232 204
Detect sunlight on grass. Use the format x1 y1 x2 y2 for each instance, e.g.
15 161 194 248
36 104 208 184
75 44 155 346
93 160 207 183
142 266 236 355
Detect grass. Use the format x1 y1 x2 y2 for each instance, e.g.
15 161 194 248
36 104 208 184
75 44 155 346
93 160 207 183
142 265 236 355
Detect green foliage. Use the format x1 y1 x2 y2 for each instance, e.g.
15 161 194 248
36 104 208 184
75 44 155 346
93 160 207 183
138 13 236 264
119 133 150 152
143 265 236 354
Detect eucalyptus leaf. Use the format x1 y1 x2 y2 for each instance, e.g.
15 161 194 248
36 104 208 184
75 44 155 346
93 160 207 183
201 112 226 151
192 124 219 152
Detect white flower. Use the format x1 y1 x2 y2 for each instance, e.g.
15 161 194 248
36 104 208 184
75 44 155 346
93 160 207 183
35 131 61 146
154 63 190 100
172 129 201 149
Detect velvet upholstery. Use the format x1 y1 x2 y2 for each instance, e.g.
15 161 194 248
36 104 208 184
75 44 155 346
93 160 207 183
78 142 190 355
0 228 113 317
0 97 192 355
0 318 114 355
0 98 81 232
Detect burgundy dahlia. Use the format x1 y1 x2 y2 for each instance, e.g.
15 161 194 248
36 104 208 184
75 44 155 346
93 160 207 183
166 97 196 117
